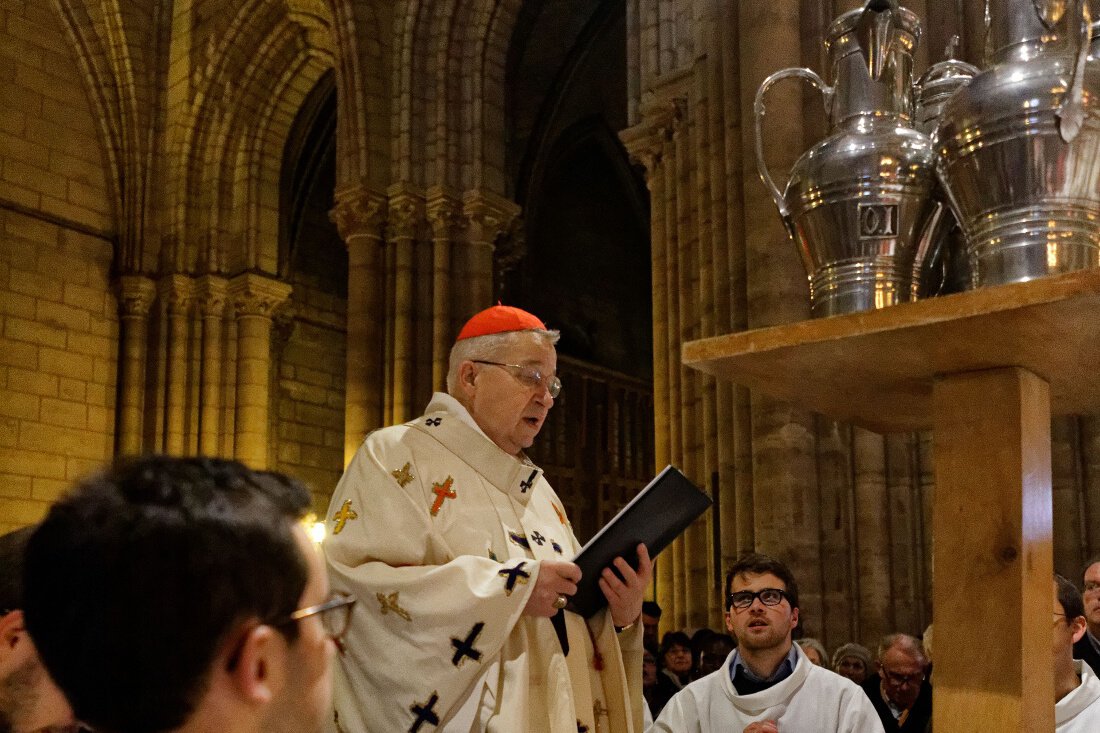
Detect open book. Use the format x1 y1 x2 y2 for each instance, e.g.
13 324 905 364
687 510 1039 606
567 465 712 618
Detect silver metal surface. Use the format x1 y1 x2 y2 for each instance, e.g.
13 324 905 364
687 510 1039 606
914 43 979 295
936 0 1100 288
755 0 944 317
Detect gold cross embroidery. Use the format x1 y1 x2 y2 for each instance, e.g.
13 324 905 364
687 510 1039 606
376 591 412 621
430 476 456 516
332 499 358 535
391 462 414 487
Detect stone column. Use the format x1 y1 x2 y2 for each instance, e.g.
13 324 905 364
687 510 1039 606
160 274 193 456
331 186 387 464
426 187 462 392
195 276 228 456
622 111 673 625
387 185 425 424
462 190 520 317
116 275 157 456
228 273 292 469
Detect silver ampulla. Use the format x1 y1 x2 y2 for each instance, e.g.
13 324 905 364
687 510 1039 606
913 41 979 295
935 0 1099 287
755 0 945 318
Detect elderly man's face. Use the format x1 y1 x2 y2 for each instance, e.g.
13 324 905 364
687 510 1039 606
463 333 556 456
1084 562 1100 635
878 646 926 710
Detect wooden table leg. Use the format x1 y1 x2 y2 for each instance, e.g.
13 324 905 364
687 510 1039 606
931 367 1053 731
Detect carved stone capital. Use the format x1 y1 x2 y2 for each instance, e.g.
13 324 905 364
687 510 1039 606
619 121 667 174
462 189 521 246
495 215 527 277
330 185 388 243
425 186 465 240
386 184 426 241
117 275 157 318
159 274 194 316
195 275 230 318
228 273 293 320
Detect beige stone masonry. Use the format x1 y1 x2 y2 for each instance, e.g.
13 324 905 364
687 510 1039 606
228 273 292 469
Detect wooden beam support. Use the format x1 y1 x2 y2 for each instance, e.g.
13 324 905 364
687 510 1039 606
931 366 1053 732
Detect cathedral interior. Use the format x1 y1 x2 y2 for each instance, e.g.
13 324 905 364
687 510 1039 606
1 0 1099 660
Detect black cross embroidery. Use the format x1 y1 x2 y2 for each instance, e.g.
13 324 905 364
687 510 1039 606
450 622 485 667
576 722 589 733
530 531 546 546
508 531 530 549
424 417 442 427
551 540 563 554
498 562 530 595
409 693 440 732
519 469 537 493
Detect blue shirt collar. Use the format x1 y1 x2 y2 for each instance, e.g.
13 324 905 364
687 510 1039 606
729 643 799 686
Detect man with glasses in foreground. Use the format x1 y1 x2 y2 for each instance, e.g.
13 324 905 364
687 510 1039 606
1073 556 1100 676
651 553 882 732
324 305 650 732
22 456 352 733
861 634 930 732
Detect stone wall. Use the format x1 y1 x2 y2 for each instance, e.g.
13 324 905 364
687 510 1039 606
274 281 347 514
0 0 117 532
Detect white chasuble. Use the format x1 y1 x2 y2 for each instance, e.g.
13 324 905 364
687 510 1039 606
324 393 644 733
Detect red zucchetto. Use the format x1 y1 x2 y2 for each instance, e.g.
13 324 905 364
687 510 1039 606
456 305 548 341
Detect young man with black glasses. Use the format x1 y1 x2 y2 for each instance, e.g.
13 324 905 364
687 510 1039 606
22 456 354 733
651 553 883 732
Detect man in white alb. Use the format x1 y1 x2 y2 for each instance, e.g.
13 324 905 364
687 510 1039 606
325 305 651 732
650 553 882 733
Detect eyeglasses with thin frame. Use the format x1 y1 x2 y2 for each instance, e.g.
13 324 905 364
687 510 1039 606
472 360 562 398
881 668 926 687
279 592 357 642
727 587 790 610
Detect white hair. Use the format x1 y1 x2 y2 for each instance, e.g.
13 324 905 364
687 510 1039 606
446 329 560 396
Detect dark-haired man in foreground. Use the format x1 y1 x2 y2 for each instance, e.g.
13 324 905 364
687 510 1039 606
23 456 353 733
0 526 76 733
651 553 882 732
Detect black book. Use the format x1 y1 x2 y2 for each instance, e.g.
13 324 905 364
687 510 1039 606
567 465 712 618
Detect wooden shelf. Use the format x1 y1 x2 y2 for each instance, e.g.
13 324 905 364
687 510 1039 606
682 268 1100 433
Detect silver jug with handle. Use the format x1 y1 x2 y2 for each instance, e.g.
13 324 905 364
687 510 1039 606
913 39 980 294
755 0 945 318
935 0 1099 287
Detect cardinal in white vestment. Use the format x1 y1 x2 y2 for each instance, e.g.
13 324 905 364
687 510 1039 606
323 305 651 733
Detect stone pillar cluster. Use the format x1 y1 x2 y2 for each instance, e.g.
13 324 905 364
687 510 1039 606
113 271 291 470
331 183 521 459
